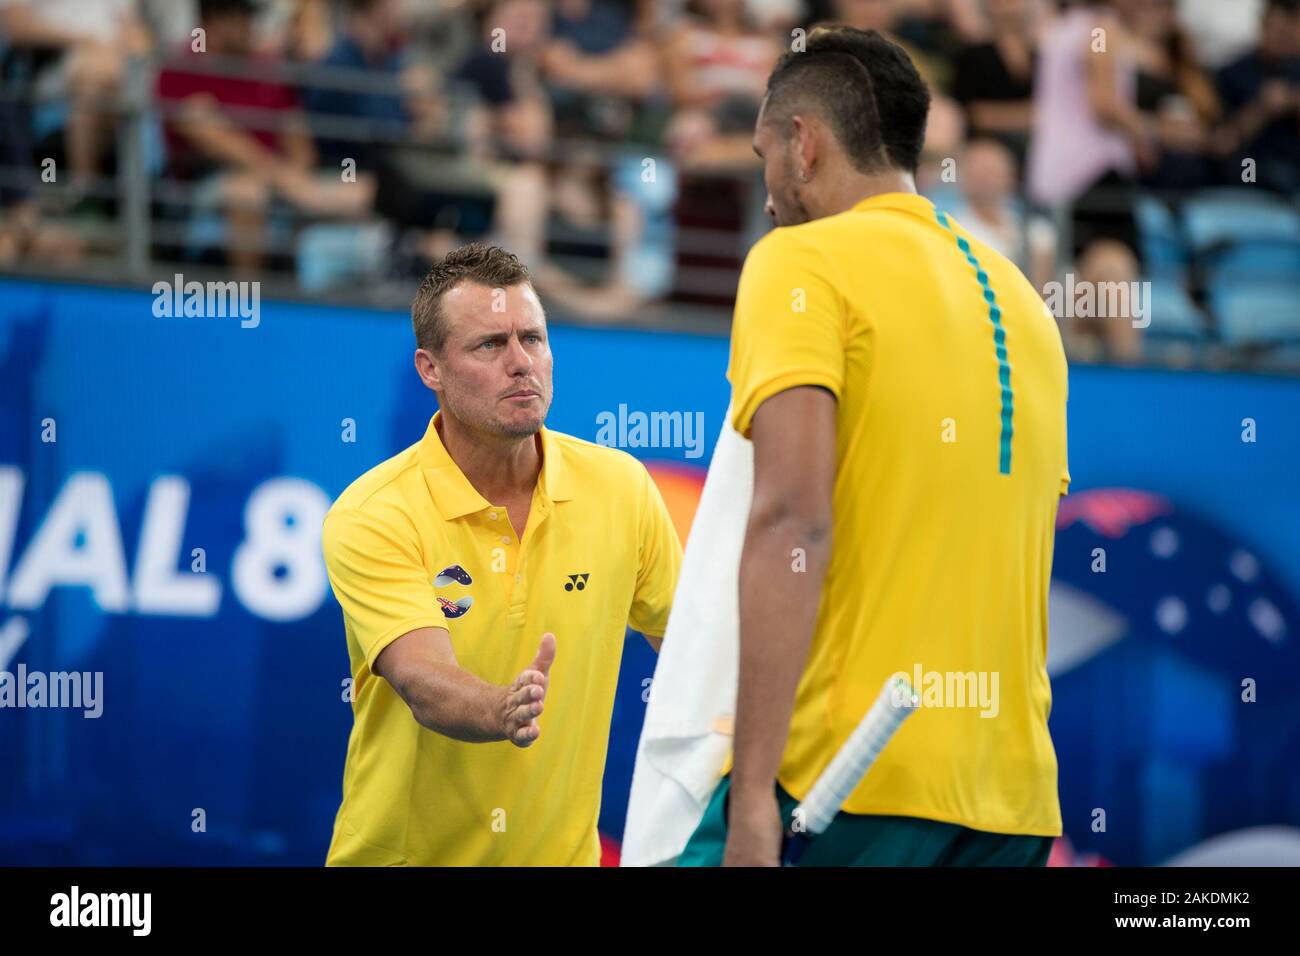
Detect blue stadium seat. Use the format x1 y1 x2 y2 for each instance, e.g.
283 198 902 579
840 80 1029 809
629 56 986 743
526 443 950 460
1145 278 1208 340
1203 238 1300 285
1136 196 1188 281
1212 283 1300 347
296 222 392 293
1182 190 1300 253
1257 343 1300 372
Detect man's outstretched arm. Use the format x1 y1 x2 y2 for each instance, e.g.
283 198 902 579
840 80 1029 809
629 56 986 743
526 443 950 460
322 506 556 749
375 627 556 747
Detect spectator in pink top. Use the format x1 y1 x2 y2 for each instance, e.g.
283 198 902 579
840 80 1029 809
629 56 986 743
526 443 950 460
1028 0 1151 363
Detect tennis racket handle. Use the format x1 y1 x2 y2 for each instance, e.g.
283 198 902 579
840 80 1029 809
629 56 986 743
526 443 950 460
794 676 919 836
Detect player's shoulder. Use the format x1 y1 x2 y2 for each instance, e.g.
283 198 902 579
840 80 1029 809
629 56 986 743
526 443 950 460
738 222 845 288
747 203 912 261
746 219 830 256
547 427 650 483
324 440 425 534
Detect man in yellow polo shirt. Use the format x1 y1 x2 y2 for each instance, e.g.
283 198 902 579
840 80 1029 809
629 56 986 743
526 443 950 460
680 26 1069 866
322 242 682 866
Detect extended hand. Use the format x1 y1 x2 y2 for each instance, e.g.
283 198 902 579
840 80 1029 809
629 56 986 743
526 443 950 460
501 632 556 747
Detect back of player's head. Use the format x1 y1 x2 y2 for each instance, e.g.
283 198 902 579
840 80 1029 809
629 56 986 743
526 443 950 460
763 46 887 173
412 242 533 354
763 25 930 174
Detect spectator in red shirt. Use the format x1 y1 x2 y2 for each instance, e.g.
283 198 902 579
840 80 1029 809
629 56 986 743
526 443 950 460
156 0 372 272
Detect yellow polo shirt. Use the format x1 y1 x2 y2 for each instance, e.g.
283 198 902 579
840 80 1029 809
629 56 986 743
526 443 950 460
729 193 1068 836
322 412 682 865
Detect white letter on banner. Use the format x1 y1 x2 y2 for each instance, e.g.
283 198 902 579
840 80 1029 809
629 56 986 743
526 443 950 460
0 466 25 602
8 473 130 612
133 476 221 616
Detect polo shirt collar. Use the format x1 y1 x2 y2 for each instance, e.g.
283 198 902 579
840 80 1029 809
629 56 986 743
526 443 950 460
849 191 935 217
418 412 573 520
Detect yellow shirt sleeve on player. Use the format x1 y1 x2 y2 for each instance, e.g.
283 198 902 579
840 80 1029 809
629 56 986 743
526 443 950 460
629 467 683 638
321 507 447 670
728 229 849 438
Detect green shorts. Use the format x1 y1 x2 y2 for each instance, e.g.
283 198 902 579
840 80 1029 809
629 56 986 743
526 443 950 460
678 775 1054 867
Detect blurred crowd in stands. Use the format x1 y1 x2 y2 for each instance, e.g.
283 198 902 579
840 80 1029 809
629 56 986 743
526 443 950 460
1 0 1298 367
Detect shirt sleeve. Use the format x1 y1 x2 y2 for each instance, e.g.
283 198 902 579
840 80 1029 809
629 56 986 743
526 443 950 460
628 466 683 638
727 229 847 438
321 506 447 671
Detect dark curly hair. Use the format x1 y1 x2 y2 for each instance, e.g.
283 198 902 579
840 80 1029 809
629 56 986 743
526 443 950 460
764 25 932 173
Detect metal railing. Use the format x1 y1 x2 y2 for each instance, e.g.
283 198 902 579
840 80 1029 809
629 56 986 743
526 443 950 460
2 48 1297 368
0 48 765 324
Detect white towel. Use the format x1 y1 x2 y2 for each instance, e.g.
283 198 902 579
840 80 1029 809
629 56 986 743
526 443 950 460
620 411 752 867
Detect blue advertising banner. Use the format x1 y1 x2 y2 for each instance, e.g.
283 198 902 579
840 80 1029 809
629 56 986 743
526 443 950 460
0 277 1297 865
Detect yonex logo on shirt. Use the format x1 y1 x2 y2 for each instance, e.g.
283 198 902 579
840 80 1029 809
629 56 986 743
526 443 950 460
564 573 590 592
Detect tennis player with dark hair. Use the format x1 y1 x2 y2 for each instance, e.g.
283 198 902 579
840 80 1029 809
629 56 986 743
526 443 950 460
679 26 1069 866
322 242 681 865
